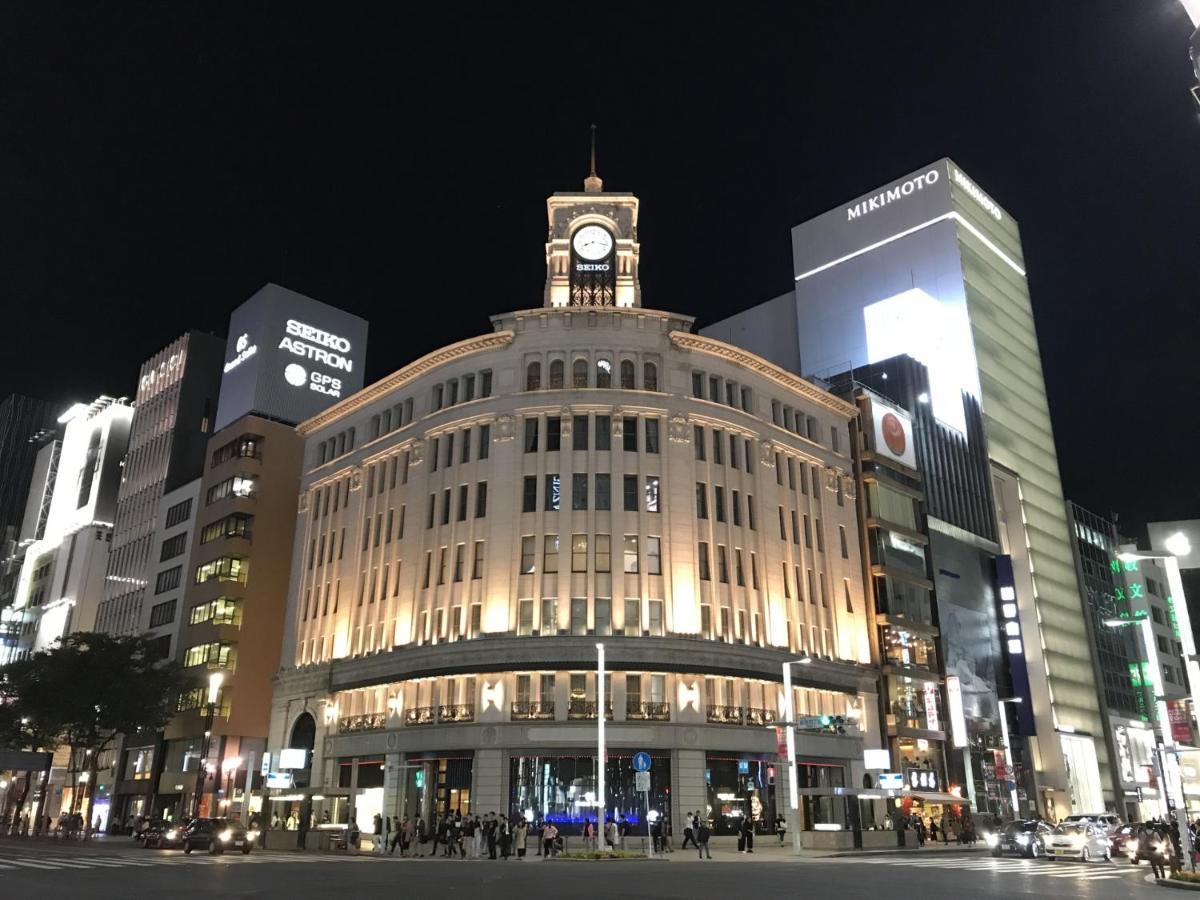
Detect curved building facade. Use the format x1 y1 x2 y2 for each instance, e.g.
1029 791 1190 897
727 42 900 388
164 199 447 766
266 174 880 839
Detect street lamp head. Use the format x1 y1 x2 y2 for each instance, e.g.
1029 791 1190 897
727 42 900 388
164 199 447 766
1165 532 1193 558
999 696 1024 704
1117 551 1141 564
207 671 225 703
1104 618 1134 628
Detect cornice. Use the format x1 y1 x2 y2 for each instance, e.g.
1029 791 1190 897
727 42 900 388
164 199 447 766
297 331 515 437
669 332 858 418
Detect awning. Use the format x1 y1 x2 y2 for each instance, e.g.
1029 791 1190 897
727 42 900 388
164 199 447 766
795 786 969 805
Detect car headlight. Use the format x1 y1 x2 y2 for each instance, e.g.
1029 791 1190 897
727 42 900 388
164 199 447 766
219 829 234 842
165 829 179 840
984 832 999 847
1016 833 1030 844
247 830 259 842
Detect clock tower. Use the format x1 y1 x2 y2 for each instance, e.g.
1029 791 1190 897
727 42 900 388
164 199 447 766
543 132 641 308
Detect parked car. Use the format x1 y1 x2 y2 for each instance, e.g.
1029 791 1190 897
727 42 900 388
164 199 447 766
1046 821 1112 862
991 820 1054 858
181 818 255 855
1063 813 1122 834
140 819 188 849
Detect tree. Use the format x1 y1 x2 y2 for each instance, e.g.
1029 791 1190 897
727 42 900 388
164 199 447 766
0 656 66 835
0 632 191 838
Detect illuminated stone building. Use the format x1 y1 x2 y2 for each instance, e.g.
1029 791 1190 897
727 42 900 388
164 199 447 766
265 166 878 840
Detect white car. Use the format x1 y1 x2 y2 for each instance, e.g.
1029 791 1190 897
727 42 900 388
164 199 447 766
1063 813 1122 834
1046 822 1113 862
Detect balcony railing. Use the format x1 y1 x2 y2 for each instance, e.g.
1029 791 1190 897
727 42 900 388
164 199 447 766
405 706 436 726
744 707 777 726
626 701 670 722
567 699 613 720
438 703 475 723
338 712 388 734
511 700 555 721
706 704 744 725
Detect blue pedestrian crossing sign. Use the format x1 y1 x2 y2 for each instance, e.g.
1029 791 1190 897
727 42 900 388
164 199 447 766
632 751 652 772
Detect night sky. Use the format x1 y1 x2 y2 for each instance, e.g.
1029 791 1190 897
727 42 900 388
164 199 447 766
2 3 1198 529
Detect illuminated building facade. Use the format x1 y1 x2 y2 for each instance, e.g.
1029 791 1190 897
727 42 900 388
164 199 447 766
264 170 879 842
703 159 1107 818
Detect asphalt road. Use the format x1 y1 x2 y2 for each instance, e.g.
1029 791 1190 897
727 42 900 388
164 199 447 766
0 840 1162 899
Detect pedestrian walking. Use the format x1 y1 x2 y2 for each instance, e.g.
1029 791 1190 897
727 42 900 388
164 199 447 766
373 813 383 853
1141 826 1167 880
606 818 619 851
776 815 787 846
486 813 498 859
681 815 696 849
740 815 755 853
542 821 559 858
697 818 712 859
929 818 938 843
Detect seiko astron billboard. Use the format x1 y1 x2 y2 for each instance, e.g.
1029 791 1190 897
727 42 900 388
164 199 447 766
215 283 369 431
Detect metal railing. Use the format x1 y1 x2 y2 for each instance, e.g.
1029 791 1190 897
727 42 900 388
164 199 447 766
566 699 613 720
405 706 436 726
626 701 670 721
744 707 777 726
437 703 475 723
706 704 744 725
338 712 388 734
511 700 555 720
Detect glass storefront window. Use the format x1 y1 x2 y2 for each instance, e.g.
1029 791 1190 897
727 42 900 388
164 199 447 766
509 754 670 835
704 755 776 835
797 763 846 830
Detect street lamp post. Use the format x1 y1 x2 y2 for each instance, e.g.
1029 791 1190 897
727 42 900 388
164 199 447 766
596 642 606 830
780 655 813 854
192 672 225 818
997 697 1023 818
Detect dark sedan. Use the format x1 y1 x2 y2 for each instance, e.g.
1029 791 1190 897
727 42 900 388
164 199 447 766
181 817 256 855
140 819 188 849
990 820 1053 858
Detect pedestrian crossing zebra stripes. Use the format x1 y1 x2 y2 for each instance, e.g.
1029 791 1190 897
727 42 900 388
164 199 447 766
0 848 383 872
834 854 1141 881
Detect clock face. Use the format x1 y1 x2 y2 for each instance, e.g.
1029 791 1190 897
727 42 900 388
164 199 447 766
572 225 613 261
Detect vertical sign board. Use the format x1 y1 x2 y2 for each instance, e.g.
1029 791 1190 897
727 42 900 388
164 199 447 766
994 555 1036 735
945 676 969 748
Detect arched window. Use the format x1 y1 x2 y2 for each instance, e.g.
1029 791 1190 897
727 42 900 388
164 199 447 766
643 362 658 392
596 359 612 389
290 712 316 753
525 361 541 391
573 359 589 388
549 359 565 389
620 360 636 390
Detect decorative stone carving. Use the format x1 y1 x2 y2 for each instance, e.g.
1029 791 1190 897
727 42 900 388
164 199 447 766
495 415 515 442
825 467 840 492
611 413 624 437
410 439 426 464
323 738 334 755
349 468 363 491
481 726 498 746
386 732 398 750
559 409 573 439
760 441 776 466
683 727 698 746
668 415 690 444
298 493 309 512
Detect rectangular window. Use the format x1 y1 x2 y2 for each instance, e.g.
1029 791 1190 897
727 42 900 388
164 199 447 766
623 417 638 452
481 370 492 397
750 552 760 589
475 481 488 518
445 432 455 468
800 513 808 547
521 536 536 574
839 525 849 559
732 490 742 526
694 425 705 460
623 535 639 573
571 534 588 573
457 485 469 521
596 416 611 451
572 473 588 510
712 430 723 465
470 540 484 580
573 415 589 451
696 483 708 519
545 474 561 511
782 562 791 598
154 566 182 594
460 428 471 464
437 547 448 585
646 536 662 575
820 572 828 607
453 544 465 582
547 416 562 452
430 438 439 472
624 599 641 636
544 534 560 573
644 476 660 512
148 602 175 628
717 545 729 583
422 551 432 588
518 599 535 636
571 598 587 636
596 534 611 572
595 474 611 510
164 498 193 528
692 371 704 398
160 532 189 560
541 598 557 635
747 494 756 530
522 476 537 513
441 488 452 525
524 417 539 452
844 579 854 614
778 506 787 541
709 376 720 403
714 486 726 523
479 424 491 459
595 598 611 636
645 419 660 454
623 475 638 512
744 438 752 473
647 600 663 637
698 542 711 581
816 519 825 552
735 549 745 586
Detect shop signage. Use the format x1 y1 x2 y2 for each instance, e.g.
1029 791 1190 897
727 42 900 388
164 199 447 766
923 681 941 733
776 727 788 761
878 772 904 789
945 676 968 749
224 333 258 374
632 752 652 772
261 753 271 777
951 167 1003 222
635 771 650 792
1169 701 1194 745
266 771 293 789
871 401 917 469
278 748 307 770
993 750 1007 783
846 169 940 221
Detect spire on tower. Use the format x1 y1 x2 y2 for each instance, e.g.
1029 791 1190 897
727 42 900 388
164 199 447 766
583 123 603 193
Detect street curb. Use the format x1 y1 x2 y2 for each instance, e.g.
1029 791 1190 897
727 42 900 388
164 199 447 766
1160 879 1200 891
822 848 989 859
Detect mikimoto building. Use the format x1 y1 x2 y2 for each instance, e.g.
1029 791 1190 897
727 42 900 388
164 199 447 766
264 164 881 845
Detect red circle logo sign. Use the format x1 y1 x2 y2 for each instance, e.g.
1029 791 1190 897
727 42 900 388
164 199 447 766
881 412 907 457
